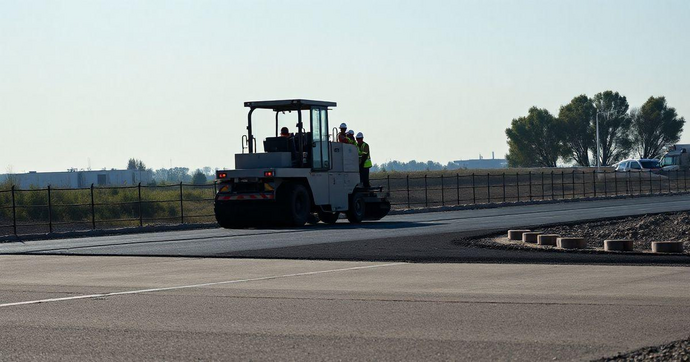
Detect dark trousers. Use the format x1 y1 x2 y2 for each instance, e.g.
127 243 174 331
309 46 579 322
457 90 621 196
360 166 370 188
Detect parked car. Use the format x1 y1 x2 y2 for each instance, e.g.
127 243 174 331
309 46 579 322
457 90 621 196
660 144 690 171
614 159 661 172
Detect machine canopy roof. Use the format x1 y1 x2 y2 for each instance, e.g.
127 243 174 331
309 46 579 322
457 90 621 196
244 99 337 111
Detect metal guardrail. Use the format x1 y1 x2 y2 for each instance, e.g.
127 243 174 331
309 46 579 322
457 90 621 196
1 169 688 237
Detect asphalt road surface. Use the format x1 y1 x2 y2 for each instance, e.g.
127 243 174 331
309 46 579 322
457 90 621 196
2 195 690 361
1 194 690 261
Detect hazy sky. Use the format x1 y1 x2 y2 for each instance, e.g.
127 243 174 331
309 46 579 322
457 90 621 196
1 0 689 173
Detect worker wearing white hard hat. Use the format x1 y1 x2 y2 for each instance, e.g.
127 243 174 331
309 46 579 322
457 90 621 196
337 123 349 143
345 129 356 145
356 132 372 188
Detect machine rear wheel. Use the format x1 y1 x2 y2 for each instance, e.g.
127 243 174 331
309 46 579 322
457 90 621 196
279 183 311 227
346 193 365 223
317 210 340 224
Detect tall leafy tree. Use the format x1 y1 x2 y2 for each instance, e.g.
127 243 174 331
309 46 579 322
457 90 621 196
631 96 685 159
558 95 595 166
505 107 566 167
127 158 147 171
592 91 632 166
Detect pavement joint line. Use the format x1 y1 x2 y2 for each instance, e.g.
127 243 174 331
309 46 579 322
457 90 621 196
0 262 407 308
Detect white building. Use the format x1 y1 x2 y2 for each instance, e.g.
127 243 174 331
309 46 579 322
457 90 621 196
451 153 508 169
1 169 153 189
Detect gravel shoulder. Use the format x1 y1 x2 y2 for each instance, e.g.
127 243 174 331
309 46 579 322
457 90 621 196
596 337 690 361
459 211 690 254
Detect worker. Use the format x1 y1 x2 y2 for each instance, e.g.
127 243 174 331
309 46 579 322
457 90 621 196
346 130 356 145
337 123 349 143
356 132 372 188
280 127 290 137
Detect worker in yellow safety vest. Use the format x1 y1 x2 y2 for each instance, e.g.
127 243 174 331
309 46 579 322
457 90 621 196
356 132 372 188
346 130 356 145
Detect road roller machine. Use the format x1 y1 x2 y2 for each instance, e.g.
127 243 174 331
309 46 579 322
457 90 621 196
214 99 390 228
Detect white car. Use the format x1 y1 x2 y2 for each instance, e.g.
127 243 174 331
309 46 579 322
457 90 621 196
614 159 661 172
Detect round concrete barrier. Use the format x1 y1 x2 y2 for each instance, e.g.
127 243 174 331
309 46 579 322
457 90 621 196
522 232 543 243
537 234 559 246
557 237 587 249
604 239 634 252
508 229 530 241
652 241 685 253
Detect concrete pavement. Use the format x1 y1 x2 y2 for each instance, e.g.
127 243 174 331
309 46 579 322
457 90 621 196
1 256 690 361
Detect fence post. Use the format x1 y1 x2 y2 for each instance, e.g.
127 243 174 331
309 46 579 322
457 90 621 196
659 171 664 194
592 170 597 197
424 175 428 208
649 170 653 195
11 185 17 236
213 180 217 195
560 171 565 199
550 171 554 200
685 169 688 192
472 173 476 204
582 171 586 197
668 170 672 194
516 172 520 202
571 170 575 198
614 170 618 195
456 173 460 205
387 175 390 194
47 185 53 233
138 182 143 227
540 172 544 200
406 175 410 209
90 184 96 229
502 172 506 203
638 171 642 196
440 175 445 206
528 171 532 201
487 173 491 203
603 170 607 197
179 182 184 224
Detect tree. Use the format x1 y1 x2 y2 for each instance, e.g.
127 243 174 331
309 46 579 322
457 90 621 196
505 107 566 167
558 95 595 166
127 158 147 171
631 96 685 159
192 169 208 185
592 91 632 166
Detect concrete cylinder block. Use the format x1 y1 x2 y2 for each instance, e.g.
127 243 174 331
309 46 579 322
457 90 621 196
508 229 530 241
522 232 543 243
537 234 560 246
652 241 685 253
604 239 634 252
557 237 587 249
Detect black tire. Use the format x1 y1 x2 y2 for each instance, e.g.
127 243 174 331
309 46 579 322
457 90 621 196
317 210 340 224
346 193 365 223
278 183 311 227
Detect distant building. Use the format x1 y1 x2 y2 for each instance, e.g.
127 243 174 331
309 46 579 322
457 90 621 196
1 169 153 189
451 152 508 169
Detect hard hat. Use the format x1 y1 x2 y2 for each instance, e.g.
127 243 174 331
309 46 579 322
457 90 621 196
347 130 354 135
340 123 347 129
356 132 363 139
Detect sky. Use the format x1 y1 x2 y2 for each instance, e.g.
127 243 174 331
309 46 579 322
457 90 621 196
1 0 689 173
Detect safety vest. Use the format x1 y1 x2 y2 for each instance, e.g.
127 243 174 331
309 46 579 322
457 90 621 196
357 142 372 168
